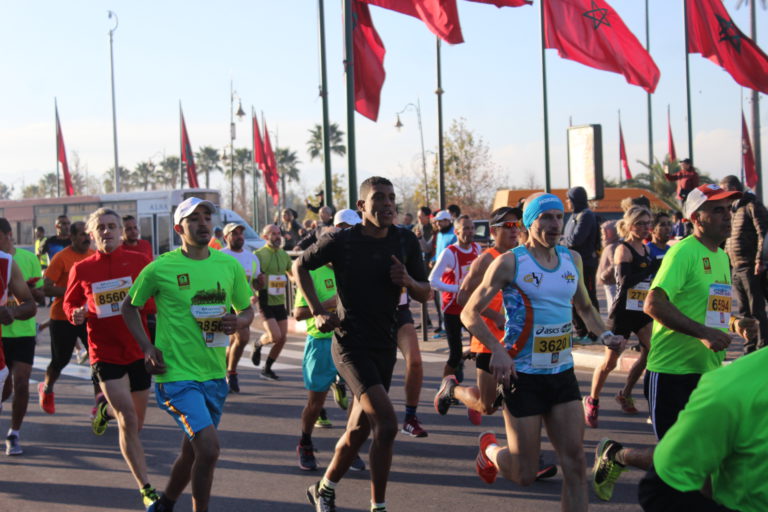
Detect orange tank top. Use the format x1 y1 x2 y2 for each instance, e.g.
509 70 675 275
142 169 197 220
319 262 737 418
470 247 505 354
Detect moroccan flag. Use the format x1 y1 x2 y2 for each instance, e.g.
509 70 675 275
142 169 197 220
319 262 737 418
252 112 267 173
686 0 768 94
353 1 386 121
361 0 464 44
667 107 677 162
619 120 631 180
55 105 74 196
180 109 199 188
742 111 757 189
543 0 660 93
465 0 531 6
262 119 280 206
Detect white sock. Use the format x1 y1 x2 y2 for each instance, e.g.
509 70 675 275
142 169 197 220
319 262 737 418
8 428 19 438
485 443 499 460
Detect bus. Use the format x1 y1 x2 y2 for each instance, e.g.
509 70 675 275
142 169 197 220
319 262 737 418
0 188 264 255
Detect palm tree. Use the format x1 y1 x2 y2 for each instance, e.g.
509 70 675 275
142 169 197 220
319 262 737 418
222 148 253 213
131 161 156 191
623 158 713 210
195 146 223 188
156 156 180 190
276 147 301 210
306 123 346 162
102 167 131 193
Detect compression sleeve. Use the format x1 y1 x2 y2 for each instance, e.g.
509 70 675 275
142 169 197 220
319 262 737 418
429 248 458 293
614 261 653 291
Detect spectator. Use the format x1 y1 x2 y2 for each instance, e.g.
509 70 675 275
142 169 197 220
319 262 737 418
416 207 434 251
720 174 768 354
400 213 414 230
564 186 599 339
664 158 700 204
279 208 303 251
596 220 619 308
447 204 461 220
34 226 48 269
671 211 686 239
646 212 672 262
39 215 72 263
305 190 325 214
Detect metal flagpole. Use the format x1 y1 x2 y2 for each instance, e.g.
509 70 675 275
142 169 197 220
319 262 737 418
343 0 358 207
749 0 762 201
251 107 260 231
645 0 654 167
55 98 60 198
108 11 120 192
436 38 446 210
540 0 552 192
618 110 622 184
179 102 185 189
683 0 694 163
317 0 334 209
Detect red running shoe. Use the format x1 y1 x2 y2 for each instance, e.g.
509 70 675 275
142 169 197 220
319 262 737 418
38 382 55 414
401 416 428 438
467 408 482 426
476 431 499 484
583 396 599 428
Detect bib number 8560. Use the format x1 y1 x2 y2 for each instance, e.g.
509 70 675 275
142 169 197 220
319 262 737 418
97 290 127 305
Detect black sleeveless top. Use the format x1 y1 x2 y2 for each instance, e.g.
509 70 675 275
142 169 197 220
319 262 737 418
609 241 654 318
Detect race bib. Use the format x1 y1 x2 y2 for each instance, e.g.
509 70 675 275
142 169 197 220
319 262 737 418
625 281 650 312
268 274 288 296
191 304 228 347
92 276 132 318
705 283 732 329
532 323 573 369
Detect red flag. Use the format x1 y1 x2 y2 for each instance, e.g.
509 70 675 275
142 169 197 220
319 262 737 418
686 0 768 94
55 105 75 196
180 109 199 188
742 111 757 189
543 0 660 93
362 0 463 44
465 0 531 6
619 121 632 180
667 108 677 162
262 120 280 207
252 112 267 173
353 1 387 121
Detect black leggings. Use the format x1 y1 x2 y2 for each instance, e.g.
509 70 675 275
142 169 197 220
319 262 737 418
444 313 464 369
48 320 88 373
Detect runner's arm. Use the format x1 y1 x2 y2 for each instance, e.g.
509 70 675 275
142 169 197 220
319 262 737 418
121 300 165 373
295 296 337 321
62 266 86 325
0 261 36 324
428 248 457 293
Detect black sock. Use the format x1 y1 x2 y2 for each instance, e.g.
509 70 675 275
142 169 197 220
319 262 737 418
265 357 275 371
301 432 312 446
404 405 417 421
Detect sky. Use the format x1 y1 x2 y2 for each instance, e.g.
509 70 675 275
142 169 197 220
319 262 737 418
0 0 766 205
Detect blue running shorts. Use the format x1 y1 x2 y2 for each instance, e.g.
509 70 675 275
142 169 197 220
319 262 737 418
155 379 228 439
302 335 337 392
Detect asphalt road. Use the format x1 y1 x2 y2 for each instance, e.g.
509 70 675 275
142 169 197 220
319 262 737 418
0 314 656 512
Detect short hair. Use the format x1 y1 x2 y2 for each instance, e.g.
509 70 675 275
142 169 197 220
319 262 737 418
720 175 743 192
122 215 136 223
601 220 617 231
70 221 86 236
453 214 472 229
359 176 393 199
0 218 11 234
85 208 122 235
261 223 280 237
35 225 45 232
447 204 461 217
673 210 683 220
57 214 69 221
418 206 431 216
652 211 671 227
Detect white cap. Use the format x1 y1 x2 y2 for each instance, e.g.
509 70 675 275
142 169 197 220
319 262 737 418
683 184 741 219
222 222 246 237
174 197 216 226
333 209 361 227
434 210 452 221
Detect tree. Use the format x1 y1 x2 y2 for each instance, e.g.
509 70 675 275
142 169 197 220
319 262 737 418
276 147 301 210
0 182 12 199
222 148 254 215
102 166 131 194
306 123 346 162
195 146 223 188
623 158 713 210
131 161 156 191
156 156 180 190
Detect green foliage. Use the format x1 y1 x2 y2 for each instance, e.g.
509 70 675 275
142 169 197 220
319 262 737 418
195 146 223 188
622 158 713 210
156 156 181 189
306 123 346 162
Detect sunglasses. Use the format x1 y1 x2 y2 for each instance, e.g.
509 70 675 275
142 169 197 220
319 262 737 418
492 221 521 229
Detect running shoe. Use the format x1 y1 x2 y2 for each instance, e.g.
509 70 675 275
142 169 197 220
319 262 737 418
227 373 240 393
251 343 263 367
467 408 482 426
141 486 160 510
260 367 279 381
92 399 110 435
297 443 318 471
38 382 55 415
5 434 22 456
434 375 458 415
331 377 349 411
315 416 332 429
349 455 366 472
615 391 639 414
401 416 428 438
536 456 558 480
583 396 599 428
592 438 627 501
476 431 499 484
307 481 336 512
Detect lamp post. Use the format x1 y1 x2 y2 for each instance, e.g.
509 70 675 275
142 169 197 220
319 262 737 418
108 11 120 192
395 100 429 207
229 80 246 208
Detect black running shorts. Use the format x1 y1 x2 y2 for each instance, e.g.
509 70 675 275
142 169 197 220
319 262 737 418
331 341 396 399
606 310 653 339
91 359 151 392
503 368 582 418
396 307 414 329
2 336 36 365
644 370 701 440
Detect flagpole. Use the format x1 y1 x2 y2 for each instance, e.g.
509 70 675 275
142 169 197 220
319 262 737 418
645 0 653 167
540 0 551 193
179 102 185 189
317 0 334 210
741 103 746 186
343 0 358 207
262 112 270 225
683 0 694 164
108 11 120 193
618 110 622 185
749 0 762 202
251 107 259 231
55 98 60 198
436 37 446 210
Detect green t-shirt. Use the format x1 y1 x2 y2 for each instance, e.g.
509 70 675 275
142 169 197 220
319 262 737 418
129 248 253 383
254 245 292 306
5 248 44 338
646 235 731 375
653 348 768 512
294 265 336 339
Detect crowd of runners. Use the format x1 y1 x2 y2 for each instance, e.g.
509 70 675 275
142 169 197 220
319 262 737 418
0 174 765 512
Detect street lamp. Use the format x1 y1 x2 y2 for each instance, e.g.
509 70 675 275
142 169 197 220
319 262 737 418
395 100 429 206
108 11 120 192
229 80 245 207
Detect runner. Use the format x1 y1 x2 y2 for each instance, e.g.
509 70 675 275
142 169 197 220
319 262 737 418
38 215 72 264
220 222 262 393
253 224 292 380
39 221 95 414
122 196 254 512
0 218 43 456
585 206 656 426
645 212 672 262
429 216 481 380
122 215 154 260
295 177 430 512
62 208 160 510
34 226 48 270
460 192 624 512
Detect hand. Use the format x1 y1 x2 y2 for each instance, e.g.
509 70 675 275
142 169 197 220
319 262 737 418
255 273 266 290
755 261 764 276
314 310 341 333
71 306 86 325
144 346 166 375
390 255 412 288
700 328 733 352
734 317 758 341
220 313 238 335
0 306 13 325
489 349 517 386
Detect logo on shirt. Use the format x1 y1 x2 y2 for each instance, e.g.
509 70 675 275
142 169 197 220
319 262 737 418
523 272 543 287
324 279 334 290
177 273 190 289
703 257 712 274
561 271 575 284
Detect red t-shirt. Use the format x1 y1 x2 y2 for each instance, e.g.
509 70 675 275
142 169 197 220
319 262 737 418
63 246 154 365
440 243 481 315
122 239 153 261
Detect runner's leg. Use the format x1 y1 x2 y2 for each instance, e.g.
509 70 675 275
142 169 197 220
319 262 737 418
543 400 588 512
10 361 32 430
622 323 652 399
488 409 542 485
589 347 621 399
226 326 251 373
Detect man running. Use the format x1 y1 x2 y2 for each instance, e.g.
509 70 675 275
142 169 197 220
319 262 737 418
122 215 153 260
295 177 430 512
0 219 43 456
38 215 72 264
39 221 95 414
253 224 292 380
123 196 254 512
461 193 624 512
63 208 160 510
220 222 262 393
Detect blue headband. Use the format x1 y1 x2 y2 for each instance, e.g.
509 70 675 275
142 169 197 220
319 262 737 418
522 193 564 228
